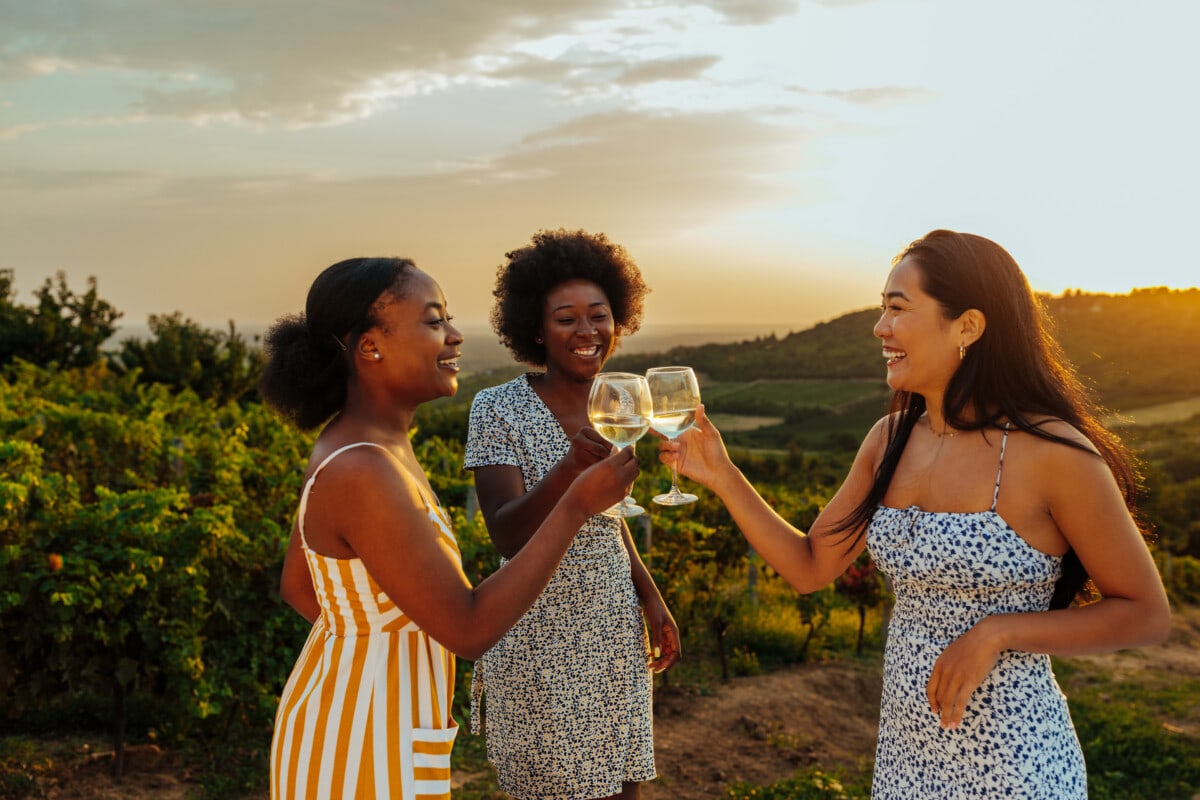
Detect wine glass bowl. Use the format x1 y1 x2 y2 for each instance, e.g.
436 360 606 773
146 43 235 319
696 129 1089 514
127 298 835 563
646 366 701 506
587 372 653 517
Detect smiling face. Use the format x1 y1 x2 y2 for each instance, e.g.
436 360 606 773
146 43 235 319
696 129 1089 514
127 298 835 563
539 278 616 382
873 255 965 398
363 268 463 403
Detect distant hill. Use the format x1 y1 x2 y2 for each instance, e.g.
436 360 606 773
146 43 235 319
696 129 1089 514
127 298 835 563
608 287 1200 414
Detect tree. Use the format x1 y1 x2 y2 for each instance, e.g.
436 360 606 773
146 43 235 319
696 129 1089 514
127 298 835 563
113 313 264 405
0 269 122 368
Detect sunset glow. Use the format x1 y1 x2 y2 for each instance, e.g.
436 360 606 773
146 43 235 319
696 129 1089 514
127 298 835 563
1 1 1197 336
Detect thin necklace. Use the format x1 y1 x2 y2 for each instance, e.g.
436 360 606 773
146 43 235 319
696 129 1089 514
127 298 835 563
923 414 958 438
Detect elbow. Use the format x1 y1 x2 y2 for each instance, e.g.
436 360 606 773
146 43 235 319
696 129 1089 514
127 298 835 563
786 579 828 595
441 631 492 662
782 569 831 595
455 643 488 662
489 532 521 560
1146 603 1173 646
1121 592 1173 648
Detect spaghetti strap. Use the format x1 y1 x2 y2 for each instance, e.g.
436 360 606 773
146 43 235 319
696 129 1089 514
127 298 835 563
296 441 391 549
991 424 1011 511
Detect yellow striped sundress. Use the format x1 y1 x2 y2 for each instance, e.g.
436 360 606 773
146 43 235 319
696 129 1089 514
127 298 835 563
271 442 459 799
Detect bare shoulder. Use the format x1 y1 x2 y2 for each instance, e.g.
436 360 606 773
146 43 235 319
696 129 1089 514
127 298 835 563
1017 416 1100 455
1010 417 1106 483
308 443 424 509
854 414 894 472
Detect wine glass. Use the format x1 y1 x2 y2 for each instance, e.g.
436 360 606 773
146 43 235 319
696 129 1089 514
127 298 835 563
646 366 701 506
587 372 653 517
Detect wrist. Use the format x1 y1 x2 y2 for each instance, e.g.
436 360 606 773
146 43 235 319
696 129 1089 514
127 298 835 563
711 461 749 500
558 487 593 531
978 614 1013 653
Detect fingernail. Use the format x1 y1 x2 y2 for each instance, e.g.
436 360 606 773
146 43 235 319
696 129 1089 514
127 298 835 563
654 646 661 658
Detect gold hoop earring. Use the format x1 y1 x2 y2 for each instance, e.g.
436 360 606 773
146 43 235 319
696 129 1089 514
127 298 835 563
959 344 966 361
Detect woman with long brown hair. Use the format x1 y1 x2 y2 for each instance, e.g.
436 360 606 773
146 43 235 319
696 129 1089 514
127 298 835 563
660 230 1170 798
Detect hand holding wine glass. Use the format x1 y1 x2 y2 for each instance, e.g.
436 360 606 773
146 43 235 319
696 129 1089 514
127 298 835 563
646 366 701 505
657 404 733 491
586 372 653 517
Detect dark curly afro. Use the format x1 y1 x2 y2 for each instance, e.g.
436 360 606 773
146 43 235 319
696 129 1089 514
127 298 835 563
491 228 649 366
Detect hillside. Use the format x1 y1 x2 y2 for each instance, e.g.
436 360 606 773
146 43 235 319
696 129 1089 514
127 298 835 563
608 287 1200 413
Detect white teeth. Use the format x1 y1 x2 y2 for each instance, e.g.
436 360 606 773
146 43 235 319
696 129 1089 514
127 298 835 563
572 346 599 356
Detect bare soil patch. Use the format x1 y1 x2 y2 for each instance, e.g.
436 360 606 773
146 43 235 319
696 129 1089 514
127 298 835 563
645 659 881 799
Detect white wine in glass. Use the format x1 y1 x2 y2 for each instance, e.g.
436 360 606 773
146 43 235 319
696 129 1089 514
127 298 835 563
587 372 653 518
646 366 701 506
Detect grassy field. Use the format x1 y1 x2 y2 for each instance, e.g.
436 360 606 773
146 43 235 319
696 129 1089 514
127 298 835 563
1111 396 1200 427
708 381 1200 455
702 378 888 409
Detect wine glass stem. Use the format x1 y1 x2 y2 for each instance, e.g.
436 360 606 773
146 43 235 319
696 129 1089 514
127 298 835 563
670 464 681 495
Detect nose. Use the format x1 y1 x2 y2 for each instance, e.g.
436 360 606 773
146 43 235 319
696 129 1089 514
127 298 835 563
873 310 889 339
446 320 464 344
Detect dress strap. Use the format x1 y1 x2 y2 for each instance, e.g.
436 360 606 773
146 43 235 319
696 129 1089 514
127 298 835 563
297 442 392 548
990 423 1011 512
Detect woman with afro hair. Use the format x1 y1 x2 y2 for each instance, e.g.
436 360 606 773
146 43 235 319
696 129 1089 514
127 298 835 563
464 229 681 800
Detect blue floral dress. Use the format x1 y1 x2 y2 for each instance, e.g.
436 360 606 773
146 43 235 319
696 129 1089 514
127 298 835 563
464 375 655 800
866 427 1087 798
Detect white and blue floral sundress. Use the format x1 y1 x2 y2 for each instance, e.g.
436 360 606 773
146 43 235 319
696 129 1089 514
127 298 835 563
463 375 655 800
866 426 1087 798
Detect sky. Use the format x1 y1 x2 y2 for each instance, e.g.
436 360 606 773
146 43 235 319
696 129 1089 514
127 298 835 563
2 0 1197 338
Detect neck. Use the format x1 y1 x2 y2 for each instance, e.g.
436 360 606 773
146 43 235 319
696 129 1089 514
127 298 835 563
339 387 418 445
919 393 956 437
538 366 598 405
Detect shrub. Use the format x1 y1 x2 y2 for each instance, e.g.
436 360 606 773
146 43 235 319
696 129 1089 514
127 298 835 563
725 764 872 800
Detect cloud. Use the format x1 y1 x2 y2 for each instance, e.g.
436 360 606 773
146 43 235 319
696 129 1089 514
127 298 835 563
0 122 47 141
0 105 807 323
698 0 803 25
1 1 840 127
0 0 629 125
788 85 936 107
482 51 720 96
616 55 721 86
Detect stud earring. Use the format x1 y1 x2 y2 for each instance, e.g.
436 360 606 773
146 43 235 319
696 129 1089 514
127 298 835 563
535 337 543 344
959 344 966 361
372 352 382 361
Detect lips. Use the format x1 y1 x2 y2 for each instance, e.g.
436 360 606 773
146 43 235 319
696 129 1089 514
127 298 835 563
882 348 906 366
571 345 601 357
438 353 461 371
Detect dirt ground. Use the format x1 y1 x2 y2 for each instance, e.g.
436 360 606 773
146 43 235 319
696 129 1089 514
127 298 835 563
15 605 1200 800
643 658 881 799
